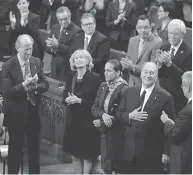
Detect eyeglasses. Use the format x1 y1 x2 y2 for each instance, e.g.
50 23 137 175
137 26 150 30
82 22 94 27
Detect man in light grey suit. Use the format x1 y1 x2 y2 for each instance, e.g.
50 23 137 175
121 15 162 86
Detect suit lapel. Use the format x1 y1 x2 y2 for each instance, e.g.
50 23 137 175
137 34 153 63
143 86 159 112
29 58 38 77
87 32 96 52
172 42 187 65
132 36 140 64
14 56 24 82
99 84 109 109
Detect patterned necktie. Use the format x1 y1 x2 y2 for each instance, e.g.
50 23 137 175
139 90 146 111
170 47 175 60
84 37 89 50
24 61 36 106
138 39 146 58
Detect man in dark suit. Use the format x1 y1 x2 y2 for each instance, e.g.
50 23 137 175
117 62 176 173
160 71 192 174
157 19 192 113
2 34 49 174
70 12 110 79
45 6 81 81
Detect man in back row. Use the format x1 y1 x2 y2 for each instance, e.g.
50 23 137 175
70 13 110 80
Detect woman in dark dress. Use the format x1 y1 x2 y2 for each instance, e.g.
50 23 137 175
9 0 43 59
64 49 101 174
91 59 128 173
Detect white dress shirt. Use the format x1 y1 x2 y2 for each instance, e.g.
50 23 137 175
17 54 31 79
140 84 155 111
84 34 92 45
170 39 183 56
188 97 192 104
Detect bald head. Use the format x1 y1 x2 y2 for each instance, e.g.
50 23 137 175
15 34 34 61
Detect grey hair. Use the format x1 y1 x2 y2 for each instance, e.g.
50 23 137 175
15 34 34 49
56 6 71 16
80 13 96 24
168 19 186 35
182 71 192 88
69 50 94 71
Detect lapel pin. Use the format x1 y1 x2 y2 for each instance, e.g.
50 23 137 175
66 32 68 35
181 51 183 53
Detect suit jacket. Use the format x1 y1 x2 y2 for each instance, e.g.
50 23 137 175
126 33 162 86
45 22 81 81
2 55 49 131
159 41 192 112
91 81 128 160
70 31 110 78
164 100 192 174
9 11 42 58
106 0 137 41
117 85 176 171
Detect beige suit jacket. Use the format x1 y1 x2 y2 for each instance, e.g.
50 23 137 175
126 33 162 86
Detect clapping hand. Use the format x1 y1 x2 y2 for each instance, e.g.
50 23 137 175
0 96 3 105
159 51 172 67
120 57 133 69
46 34 59 50
129 107 148 122
9 11 16 27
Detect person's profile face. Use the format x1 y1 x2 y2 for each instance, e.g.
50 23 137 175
104 62 119 83
81 17 96 35
17 42 33 61
17 0 29 13
141 63 158 88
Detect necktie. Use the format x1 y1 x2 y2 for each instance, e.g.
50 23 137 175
170 47 175 60
139 90 146 111
138 39 145 58
24 61 36 106
84 37 89 50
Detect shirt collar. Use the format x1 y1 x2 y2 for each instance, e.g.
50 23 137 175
85 33 93 40
140 84 155 95
17 53 29 67
171 39 183 51
188 97 192 104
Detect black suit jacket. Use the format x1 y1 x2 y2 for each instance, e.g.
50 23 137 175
159 41 192 112
106 0 137 40
70 31 110 78
2 55 49 131
45 22 81 80
164 100 192 174
91 81 128 160
117 85 176 171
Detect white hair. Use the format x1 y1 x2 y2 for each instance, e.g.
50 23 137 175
15 34 34 49
168 19 186 35
182 71 192 88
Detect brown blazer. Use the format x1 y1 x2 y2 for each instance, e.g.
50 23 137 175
126 33 162 86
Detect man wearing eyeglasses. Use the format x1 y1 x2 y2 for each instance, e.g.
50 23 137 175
120 14 162 87
70 13 110 80
157 19 192 113
160 71 192 174
44 6 81 81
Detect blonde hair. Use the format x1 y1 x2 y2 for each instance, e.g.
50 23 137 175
69 50 94 71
